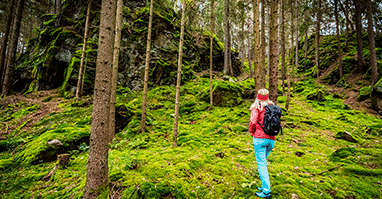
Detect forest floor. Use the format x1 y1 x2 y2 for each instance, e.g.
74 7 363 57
1 72 382 198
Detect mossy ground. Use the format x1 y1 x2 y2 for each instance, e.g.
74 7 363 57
1 72 381 198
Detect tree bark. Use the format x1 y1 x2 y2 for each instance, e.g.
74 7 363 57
2 0 25 96
335 0 343 79
110 0 123 142
354 0 364 69
0 0 16 92
224 0 229 75
173 0 186 147
141 0 154 132
367 0 378 87
254 0 260 93
269 0 279 103
281 0 285 95
76 1 91 99
259 0 266 89
293 0 298 93
210 0 215 109
83 0 117 197
315 0 321 77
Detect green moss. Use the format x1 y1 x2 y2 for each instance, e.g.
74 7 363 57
357 86 371 101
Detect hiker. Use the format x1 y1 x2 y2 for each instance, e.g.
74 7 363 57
249 88 275 198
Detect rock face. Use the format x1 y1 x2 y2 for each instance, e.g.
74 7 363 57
14 0 242 95
335 131 360 143
372 78 382 114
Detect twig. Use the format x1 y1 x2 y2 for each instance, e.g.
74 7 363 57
313 164 344 176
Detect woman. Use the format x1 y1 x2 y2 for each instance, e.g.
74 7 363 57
249 88 275 198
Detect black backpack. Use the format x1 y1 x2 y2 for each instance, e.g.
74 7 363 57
257 105 283 136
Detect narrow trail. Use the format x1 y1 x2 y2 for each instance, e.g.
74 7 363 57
0 89 64 137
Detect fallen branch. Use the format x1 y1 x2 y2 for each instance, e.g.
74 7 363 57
313 164 344 176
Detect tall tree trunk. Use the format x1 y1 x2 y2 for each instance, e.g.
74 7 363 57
110 0 123 142
141 0 154 132
228 24 233 76
254 0 260 93
259 0 266 89
83 0 116 197
335 0 343 79
281 0 285 95
367 0 378 87
340 0 350 49
2 0 25 96
354 0 364 69
241 18 245 70
76 1 91 99
293 0 298 93
210 0 215 109
248 49 253 77
173 1 186 148
304 25 308 59
286 47 291 110
0 0 16 92
269 0 279 103
315 0 321 77
224 0 229 75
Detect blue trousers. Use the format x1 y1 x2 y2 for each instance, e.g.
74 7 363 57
253 137 275 193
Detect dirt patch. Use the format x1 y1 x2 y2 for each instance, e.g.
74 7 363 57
0 89 64 137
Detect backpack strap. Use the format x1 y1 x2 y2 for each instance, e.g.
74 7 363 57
257 120 265 131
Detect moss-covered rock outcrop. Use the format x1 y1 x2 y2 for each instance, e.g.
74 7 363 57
14 0 242 95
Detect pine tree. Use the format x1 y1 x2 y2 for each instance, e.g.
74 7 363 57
110 0 124 142
0 0 16 91
84 0 117 197
268 0 279 103
2 0 25 96
335 0 343 79
315 0 321 77
209 0 215 109
354 0 364 69
367 0 378 87
76 0 91 99
141 0 154 132
173 0 186 147
254 0 260 92
281 0 286 95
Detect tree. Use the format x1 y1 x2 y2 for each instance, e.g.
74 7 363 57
354 0 364 69
254 0 261 93
335 0 343 79
280 0 286 95
2 0 25 96
268 0 279 103
367 0 378 87
110 0 124 142
173 0 186 147
0 0 16 91
224 0 229 75
83 0 117 197
76 1 92 99
209 0 215 109
141 0 154 132
315 0 321 77
259 0 266 89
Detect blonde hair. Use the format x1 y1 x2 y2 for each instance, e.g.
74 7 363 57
250 88 274 111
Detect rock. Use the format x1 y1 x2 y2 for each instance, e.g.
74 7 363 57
291 193 299 199
335 131 360 143
371 79 382 113
47 139 63 147
57 154 70 169
307 89 325 102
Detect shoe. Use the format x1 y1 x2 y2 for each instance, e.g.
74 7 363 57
256 187 262 191
255 191 272 199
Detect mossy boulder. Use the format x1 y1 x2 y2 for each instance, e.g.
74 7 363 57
200 80 242 107
15 124 90 165
306 89 326 102
334 131 361 143
357 86 371 101
371 78 382 114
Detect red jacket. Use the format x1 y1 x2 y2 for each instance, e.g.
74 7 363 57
250 103 275 140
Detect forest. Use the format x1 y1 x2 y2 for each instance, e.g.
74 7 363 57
0 0 382 198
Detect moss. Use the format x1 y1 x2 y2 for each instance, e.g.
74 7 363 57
357 86 371 101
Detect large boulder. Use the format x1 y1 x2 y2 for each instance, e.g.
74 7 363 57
371 78 382 114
